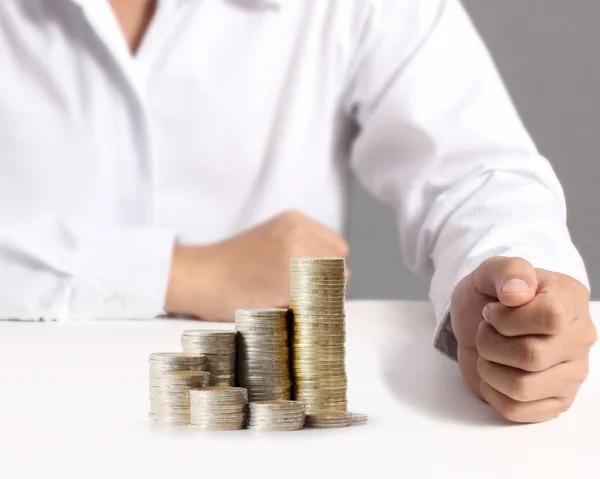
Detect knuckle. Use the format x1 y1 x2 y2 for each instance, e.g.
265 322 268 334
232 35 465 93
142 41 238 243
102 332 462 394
338 239 350 257
287 220 306 238
518 336 544 371
475 321 493 355
501 257 533 275
578 362 590 384
508 372 531 402
280 209 303 226
489 312 509 336
560 397 575 413
278 210 293 223
500 400 525 423
289 242 306 257
542 301 567 334
580 286 591 303
570 360 590 386
284 209 301 219
587 322 598 348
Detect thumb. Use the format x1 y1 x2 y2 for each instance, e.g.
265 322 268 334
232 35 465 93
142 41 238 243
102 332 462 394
472 257 538 307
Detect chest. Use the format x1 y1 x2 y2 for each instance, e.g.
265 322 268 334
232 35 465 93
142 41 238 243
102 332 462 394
0 2 352 154
0 0 357 229
108 0 157 54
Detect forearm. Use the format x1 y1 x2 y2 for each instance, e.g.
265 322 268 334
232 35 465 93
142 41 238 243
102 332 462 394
344 0 588 343
427 160 589 359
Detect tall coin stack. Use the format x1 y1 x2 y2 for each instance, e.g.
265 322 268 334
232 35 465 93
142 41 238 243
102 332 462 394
189 387 248 431
148 353 211 425
235 308 292 401
181 330 237 386
289 258 348 411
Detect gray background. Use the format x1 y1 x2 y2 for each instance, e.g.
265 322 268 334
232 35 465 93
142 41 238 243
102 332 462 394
347 0 599 300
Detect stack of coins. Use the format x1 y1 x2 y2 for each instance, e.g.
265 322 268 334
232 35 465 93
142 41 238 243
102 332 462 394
289 258 348 411
181 330 237 386
189 387 248 431
304 410 353 428
247 400 306 431
148 353 211 425
235 308 292 401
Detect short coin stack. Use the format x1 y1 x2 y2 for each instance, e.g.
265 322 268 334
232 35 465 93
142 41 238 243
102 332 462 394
304 410 353 429
289 258 348 411
247 400 306 431
235 308 291 401
148 353 210 425
181 330 237 386
189 387 248 431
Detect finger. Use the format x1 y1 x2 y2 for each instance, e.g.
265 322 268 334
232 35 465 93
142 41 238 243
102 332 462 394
480 381 568 423
536 269 593 320
278 210 350 257
472 257 537 307
482 295 575 337
297 212 350 257
477 357 587 402
476 321 568 372
450 277 491 348
305 235 350 260
458 347 483 400
477 316 594 372
311 229 350 257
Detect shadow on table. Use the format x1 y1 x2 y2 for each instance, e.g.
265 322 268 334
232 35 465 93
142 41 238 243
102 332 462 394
381 311 508 427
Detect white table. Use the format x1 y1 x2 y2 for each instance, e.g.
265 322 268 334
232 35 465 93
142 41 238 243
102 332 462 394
0 301 598 479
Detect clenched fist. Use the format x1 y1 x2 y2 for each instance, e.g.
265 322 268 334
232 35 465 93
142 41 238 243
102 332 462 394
451 257 596 423
164 210 349 322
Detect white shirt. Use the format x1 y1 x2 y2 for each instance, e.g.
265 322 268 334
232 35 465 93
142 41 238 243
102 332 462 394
0 0 589 358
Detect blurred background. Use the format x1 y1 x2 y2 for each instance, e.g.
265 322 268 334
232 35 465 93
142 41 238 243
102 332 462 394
347 0 599 300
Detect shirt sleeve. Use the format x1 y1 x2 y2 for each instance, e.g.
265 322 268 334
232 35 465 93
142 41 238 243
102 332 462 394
343 0 590 359
0 216 176 321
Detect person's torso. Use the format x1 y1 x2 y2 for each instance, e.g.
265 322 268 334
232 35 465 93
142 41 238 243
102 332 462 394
0 0 371 242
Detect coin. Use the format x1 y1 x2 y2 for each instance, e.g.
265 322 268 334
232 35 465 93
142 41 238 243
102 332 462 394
235 308 292 402
304 410 352 428
247 424 304 431
289 261 346 267
181 330 237 386
149 352 206 362
246 400 306 431
148 353 212 425
350 413 368 424
189 387 248 431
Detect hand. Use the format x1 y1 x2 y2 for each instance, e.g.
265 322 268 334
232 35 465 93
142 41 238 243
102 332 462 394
164 210 350 322
451 257 596 423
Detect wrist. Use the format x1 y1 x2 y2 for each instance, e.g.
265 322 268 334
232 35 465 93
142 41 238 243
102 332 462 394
164 243 214 316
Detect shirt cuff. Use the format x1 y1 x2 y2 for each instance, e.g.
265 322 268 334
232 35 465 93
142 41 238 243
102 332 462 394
434 311 458 362
64 225 176 320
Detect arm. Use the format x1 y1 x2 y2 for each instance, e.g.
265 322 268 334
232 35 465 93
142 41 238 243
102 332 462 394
344 0 589 357
0 216 175 320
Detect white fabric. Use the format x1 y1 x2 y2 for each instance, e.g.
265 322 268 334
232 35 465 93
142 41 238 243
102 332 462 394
0 0 589 354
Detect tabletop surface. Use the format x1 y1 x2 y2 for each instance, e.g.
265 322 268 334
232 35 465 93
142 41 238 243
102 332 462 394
0 300 598 479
